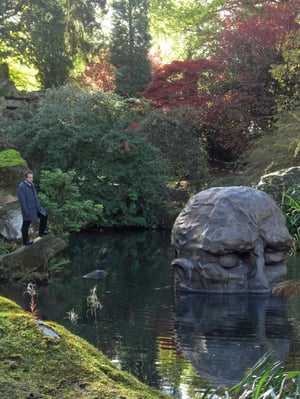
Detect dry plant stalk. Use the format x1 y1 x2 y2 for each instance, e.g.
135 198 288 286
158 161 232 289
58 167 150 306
86 285 103 348
23 282 38 317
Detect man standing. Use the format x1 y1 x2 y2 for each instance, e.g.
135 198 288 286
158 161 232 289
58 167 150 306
17 170 48 245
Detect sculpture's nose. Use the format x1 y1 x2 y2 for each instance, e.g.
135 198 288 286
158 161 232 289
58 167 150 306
171 258 194 280
249 238 270 292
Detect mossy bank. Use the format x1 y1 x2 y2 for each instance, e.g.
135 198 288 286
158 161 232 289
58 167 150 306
0 296 168 399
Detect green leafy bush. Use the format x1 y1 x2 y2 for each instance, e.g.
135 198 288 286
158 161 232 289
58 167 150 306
39 169 103 236
80 127 169 226
6 85 168 227
138 106 208 182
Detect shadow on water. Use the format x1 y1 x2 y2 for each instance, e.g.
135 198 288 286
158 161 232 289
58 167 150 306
1 229 300 398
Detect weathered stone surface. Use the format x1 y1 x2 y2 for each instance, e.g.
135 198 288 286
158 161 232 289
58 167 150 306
257 166 300 204
171 186 292 294
0 201 22 240
0 234 67 281
0 149 27 199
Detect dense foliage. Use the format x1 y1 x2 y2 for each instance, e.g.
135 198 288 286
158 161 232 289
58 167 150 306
238 106 300 182
79 49 115 92
144 0 299 162
200 353 300 398
0 0 106 88
212 0 299 126
21 0 72 88
271 29 300 111
143 58 249 161
38 169 103 236
2 85 168 228
1 0 299 233
109 0 152 98
138 106 208 180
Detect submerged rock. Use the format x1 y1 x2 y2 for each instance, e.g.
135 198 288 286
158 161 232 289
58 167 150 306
83 269 108 279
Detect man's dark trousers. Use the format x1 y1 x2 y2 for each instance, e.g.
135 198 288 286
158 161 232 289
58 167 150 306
21 211 48 244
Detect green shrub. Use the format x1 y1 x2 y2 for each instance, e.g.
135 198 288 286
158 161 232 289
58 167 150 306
79 127 169 227
138 106 208 182
39 169 103 236
7 85 168 227
237 106 300 183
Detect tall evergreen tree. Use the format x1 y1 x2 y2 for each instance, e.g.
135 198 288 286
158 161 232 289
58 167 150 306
0 0 106 89
109 0 152 98
21 0 72 88
62 0 107 61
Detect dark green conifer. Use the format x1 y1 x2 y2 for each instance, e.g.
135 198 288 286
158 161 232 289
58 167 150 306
109 0 152 98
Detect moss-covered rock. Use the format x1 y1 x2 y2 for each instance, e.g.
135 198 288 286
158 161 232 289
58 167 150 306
0 149 26 169
0 149 27 200
0 296 169 399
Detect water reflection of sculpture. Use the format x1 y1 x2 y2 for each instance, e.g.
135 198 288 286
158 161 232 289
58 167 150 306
174 293 291 386
171 186 293 387
171 186 292 294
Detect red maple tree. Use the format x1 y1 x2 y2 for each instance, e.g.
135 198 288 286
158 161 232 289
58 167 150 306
143 0 299 161
79 49 115 92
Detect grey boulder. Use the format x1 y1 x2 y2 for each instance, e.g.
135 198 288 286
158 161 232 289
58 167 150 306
171 186 292 294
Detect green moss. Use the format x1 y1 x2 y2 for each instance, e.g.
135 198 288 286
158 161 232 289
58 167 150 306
0 149 26 168
0 296 168 399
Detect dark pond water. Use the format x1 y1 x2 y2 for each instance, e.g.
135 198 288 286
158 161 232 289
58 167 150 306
2 229 300 398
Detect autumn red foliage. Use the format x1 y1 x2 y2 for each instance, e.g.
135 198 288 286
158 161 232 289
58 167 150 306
79 49 115 92
143 58 249 159
143 0 299 161
214 0 300 122
144 59 214 107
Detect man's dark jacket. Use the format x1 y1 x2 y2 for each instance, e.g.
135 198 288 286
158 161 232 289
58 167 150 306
17 180 46 221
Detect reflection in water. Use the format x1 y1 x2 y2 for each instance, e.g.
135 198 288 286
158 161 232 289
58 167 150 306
175 293 292 386
1 230 300 398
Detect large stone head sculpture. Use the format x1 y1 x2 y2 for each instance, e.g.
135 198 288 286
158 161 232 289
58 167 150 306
171 186 292 294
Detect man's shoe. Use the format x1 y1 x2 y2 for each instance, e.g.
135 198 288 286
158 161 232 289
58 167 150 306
39 230 49 236
24 240 33 245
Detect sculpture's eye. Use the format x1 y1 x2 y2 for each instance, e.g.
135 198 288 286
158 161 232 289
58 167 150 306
219 254 239 268
264 251 285 265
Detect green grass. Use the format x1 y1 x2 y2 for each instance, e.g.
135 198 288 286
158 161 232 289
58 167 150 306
281 189 300 253
201 352 300 399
